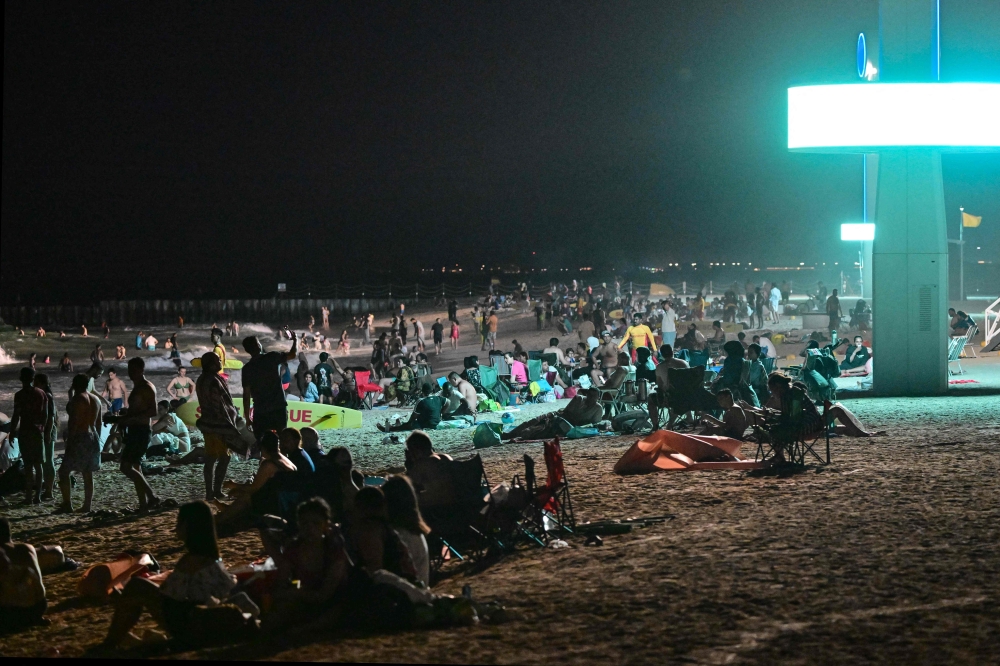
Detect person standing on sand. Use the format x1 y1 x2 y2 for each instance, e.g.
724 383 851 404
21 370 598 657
59 374 102 513
106 358 161 512
431 318 444 355
103 368 129 414
411 318 426 352
242 330 298 447
167 367 196 403
195 352 241 500
9 368 49 505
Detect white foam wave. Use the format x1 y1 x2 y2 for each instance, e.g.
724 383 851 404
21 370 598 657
0 346 16 365
240 323 274 335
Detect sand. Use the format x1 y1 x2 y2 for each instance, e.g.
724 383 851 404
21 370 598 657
1 304 999 662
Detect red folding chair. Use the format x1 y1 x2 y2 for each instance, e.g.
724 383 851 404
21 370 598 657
353 370 382 409
519 438 575 541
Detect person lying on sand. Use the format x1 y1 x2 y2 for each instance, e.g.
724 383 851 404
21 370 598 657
501 388 603 441
1 517 80 578
698 389 749 440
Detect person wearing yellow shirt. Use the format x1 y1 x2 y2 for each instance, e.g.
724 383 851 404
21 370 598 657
211 331 227 375
617 314 656 362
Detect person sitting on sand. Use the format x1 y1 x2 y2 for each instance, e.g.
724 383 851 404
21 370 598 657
0 518 48 630
446 372 478 414
100 501 254 650
59 374 103 513
261 498 352 634
151 400 191 454
300 427 324 461
384 475 431 588
501 388 603 441
698 389 749 440
345 487 418 582
840 335 871 372
377 383 447 433
745 373 877 462
216 432 296 525
279 428 315 481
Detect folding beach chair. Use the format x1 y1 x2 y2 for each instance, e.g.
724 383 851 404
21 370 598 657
961 322 979 359
518 439 575 543
688 349 711 368
353 370 382 409
948 335 968 375
420 455 499 573
597 369 629 417
665 365 716 428
761 357 777 374
755 399 830 466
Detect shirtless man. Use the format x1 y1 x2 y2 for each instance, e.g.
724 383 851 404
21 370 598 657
102 368 129 414
592 331 619 383
543 338 568 366
501 388 603 440
0 518 48 629
447 372 478 414
60 374 103 512
167 367 195 403
105 358 160 511
89 344 104 372
699 389 749 440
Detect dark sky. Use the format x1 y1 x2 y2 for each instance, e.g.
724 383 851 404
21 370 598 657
3 0 998 302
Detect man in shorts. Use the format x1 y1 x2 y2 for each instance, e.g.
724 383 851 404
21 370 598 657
107 358 160 511
312 352 337 405
485 310 498 351
242 329 298 449
9 368 49 505
59 374 103 513
411 318 426 352
593 332 620 382
102 368 128 414
430 318 444 355
167 367 195 403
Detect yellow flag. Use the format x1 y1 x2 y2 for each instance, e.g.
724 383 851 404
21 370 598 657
962 212 982 228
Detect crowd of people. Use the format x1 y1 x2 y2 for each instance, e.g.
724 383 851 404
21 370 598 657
0 279 895 650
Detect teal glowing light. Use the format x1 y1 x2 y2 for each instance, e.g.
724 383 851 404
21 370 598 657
841 223 875 241
788 83 1000 151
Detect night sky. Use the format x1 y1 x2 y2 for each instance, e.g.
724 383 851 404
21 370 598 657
3 0 998 303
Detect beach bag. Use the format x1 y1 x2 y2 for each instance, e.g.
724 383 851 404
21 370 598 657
78 551 161 601
611 410 650 435
0 459 25 494
473 423 503 449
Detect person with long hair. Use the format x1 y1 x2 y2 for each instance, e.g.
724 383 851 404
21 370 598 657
101 501 242 648
383 475 431 588
345 487 417 583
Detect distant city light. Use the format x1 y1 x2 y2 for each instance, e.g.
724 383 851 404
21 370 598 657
788 83 1000 150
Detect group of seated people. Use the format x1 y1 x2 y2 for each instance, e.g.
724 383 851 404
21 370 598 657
94 428 482 650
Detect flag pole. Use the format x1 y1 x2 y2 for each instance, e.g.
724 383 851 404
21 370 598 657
959 207 965 301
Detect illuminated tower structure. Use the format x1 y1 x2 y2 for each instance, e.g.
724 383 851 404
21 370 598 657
788 0 999 396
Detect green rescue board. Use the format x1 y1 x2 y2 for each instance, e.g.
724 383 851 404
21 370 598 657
176 399 362 430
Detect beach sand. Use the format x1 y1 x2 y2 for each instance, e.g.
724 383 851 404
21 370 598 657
1 305 998 662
